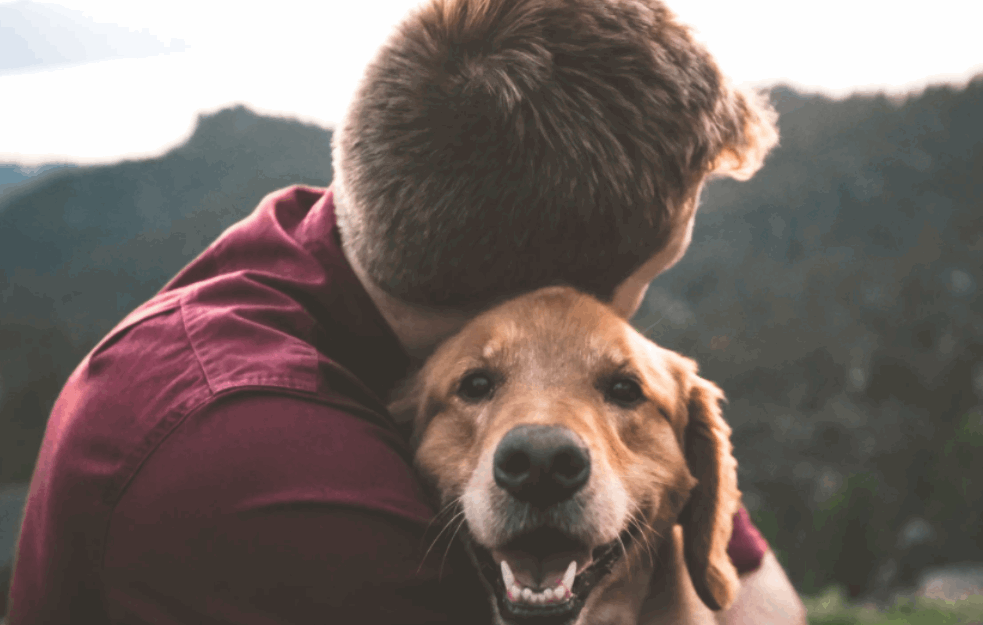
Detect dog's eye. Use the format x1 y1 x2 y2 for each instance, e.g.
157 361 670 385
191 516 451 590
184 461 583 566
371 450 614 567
458 371 495 401
605 377 644 406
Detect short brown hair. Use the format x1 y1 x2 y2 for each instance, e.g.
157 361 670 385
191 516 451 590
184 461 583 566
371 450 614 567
333 0 777 311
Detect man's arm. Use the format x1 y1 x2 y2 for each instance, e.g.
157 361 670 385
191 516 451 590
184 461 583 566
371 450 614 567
717 550 808 625
637 524 805 625
101 393 489 625
104 506 476 625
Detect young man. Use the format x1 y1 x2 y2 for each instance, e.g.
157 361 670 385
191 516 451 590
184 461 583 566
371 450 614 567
7 0 802 623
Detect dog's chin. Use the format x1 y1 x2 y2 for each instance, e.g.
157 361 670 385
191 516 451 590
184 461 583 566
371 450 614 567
465 524 641 625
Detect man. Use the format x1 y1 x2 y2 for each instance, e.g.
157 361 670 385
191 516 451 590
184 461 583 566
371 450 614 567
7 0 802 623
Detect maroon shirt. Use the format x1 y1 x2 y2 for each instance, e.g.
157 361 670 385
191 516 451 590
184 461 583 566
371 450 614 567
7 186 764 624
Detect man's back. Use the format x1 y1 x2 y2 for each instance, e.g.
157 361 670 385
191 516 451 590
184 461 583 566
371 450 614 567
7 186 489 624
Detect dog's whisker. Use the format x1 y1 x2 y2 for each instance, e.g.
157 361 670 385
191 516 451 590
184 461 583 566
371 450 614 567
634 512 672 571
435 498 463 523
616 530 632 579
417 506 466 575
438 513 469 578
420 497 462 539
642 478 676 490
628 507 661 568
626 514 650 570
631 507 660 539
640 314 665 338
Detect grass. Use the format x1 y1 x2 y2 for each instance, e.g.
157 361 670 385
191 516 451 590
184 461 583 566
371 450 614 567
805 587 983 624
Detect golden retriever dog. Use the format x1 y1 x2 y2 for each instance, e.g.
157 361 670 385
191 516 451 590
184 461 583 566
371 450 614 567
390 286 743 625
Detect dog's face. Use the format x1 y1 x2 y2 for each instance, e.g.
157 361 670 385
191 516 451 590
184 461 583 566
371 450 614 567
393 286 741 625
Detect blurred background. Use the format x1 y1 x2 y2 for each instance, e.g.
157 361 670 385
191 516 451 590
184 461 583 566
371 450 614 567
1 0 982 621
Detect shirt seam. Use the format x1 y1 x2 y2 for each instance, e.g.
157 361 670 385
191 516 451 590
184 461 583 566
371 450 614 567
179 290 216 393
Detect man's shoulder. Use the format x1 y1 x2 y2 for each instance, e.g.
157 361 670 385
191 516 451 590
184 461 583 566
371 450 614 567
64 277 430 527
73 178 416 511
57 264 396 506
179 274 321 395
86 273 320 398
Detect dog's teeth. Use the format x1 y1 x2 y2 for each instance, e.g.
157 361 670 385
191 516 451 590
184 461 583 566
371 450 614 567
562 559 577 591
501 562 576 606
500 560 516 589
511 584 522 600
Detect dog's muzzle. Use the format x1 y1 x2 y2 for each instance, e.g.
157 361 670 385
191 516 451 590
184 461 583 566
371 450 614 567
465 424 636 624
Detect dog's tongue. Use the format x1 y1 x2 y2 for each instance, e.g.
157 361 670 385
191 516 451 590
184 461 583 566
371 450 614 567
493 547 592 589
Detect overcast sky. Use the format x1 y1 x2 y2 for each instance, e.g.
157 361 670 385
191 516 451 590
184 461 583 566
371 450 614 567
1 0 981 165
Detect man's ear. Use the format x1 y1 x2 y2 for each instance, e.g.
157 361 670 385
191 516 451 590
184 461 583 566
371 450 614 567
708 86 779 182
677 374 742 611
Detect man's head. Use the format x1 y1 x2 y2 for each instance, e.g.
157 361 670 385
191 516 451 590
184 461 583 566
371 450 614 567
333 0 778 315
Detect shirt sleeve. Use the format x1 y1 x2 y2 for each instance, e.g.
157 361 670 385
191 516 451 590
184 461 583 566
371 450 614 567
727 507 769 574
101 392 491 625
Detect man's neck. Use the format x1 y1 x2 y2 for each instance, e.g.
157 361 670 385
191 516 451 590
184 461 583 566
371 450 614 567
340 238 471 363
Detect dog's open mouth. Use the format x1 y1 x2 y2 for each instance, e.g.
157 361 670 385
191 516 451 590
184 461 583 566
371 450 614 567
468 525 638 625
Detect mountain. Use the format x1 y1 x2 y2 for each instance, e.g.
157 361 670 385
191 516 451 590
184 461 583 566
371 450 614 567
631 77 983 596
0 105 334 485
1 76 981 598
0 163 75 194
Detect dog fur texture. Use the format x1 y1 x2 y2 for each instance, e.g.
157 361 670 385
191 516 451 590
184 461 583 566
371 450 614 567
390 287 743 625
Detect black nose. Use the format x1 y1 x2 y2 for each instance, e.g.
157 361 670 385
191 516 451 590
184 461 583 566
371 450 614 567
493 424 591 506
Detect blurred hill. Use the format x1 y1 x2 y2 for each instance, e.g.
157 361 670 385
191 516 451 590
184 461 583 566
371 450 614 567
633 77 983 597
0 77 981 599
0 163 75 197
0 105 335 486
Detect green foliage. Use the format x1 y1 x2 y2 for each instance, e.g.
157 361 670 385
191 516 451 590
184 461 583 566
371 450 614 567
806 587 983 625
634 77 983 594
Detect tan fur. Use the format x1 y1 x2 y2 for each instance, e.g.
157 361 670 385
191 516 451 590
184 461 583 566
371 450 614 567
391 286 742 625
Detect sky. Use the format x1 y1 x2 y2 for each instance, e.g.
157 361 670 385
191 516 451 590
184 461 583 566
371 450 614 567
1 0 981 166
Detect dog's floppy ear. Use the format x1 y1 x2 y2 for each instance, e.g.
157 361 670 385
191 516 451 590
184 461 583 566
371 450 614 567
387 372 428 449
677 373 741 611
708 86 779 182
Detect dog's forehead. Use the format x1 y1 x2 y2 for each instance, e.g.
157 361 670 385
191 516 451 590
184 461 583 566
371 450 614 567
461 289 651 374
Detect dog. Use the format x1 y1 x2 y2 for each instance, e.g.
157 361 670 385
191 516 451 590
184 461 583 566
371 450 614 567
390 286 743 625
